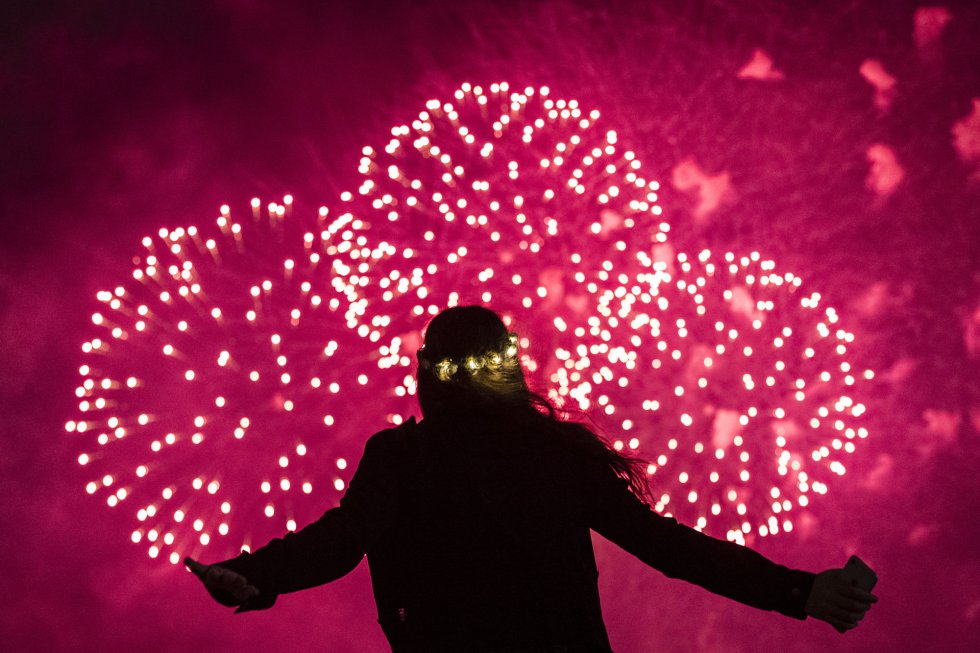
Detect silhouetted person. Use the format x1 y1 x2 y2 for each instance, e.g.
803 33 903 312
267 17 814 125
188 305 876 652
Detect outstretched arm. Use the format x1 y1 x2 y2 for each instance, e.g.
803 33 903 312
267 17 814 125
586 465 874 629
187 427 403 611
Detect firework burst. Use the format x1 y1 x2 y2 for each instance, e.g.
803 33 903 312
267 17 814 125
546 245 873 543
71 81 875 562
337 80 667 403
67 198 404 564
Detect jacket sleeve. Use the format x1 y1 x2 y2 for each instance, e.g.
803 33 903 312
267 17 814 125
212 425 404 612
586 465 815 620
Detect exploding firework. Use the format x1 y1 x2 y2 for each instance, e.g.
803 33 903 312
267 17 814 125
337 80 668 407
338 81 873 542
71 81 875 562
67 198 408 564
546 245 873 543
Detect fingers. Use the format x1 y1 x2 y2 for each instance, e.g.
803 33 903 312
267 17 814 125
185 557 259 605
846 586 879 605
837 595 871 617
229 582 259 602
204 566 259 602
827 607 865 623
184 557 209 579
827 614 859 633
835 586 877 618
832 575 877 608
206 566 246 589
835 596 873 613
813 603 865 633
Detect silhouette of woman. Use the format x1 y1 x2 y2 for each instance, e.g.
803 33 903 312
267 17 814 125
187 305 876 652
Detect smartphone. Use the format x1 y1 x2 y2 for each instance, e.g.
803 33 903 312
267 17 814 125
842 554 878 592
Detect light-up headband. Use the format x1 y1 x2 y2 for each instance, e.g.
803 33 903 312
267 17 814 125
417 332 520 382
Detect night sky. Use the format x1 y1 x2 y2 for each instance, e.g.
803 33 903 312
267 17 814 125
2 1 978 651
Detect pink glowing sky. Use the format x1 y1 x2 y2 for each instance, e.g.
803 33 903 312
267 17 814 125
1 1 978 651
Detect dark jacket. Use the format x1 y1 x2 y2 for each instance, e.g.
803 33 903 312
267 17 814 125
217 414 815 652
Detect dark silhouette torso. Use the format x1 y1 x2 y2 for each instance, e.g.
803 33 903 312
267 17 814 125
217 413 814 653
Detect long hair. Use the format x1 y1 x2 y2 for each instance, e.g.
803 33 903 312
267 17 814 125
416 305 651 502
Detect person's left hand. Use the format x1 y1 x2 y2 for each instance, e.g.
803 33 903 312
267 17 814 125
805 568 878 633
185 557 259 607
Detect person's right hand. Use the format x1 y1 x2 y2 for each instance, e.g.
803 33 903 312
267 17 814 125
805 568 878 633
185 556 259 607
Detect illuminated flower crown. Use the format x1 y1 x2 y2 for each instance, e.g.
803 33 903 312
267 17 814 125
418 332 520 382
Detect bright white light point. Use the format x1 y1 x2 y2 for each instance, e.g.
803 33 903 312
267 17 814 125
302 482 313 494
336 458 347 470
264 505 275 518
279 456 289 468
287 520 297 531
296 444 307 456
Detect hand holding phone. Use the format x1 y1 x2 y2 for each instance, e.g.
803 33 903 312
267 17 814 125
805 556 878 633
